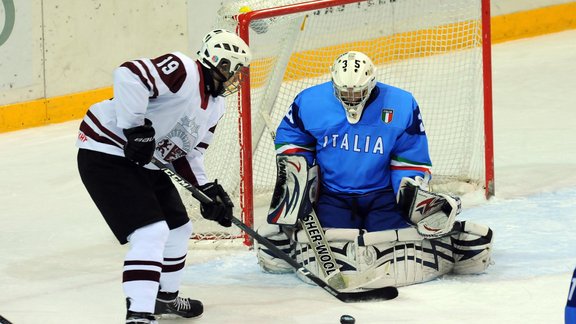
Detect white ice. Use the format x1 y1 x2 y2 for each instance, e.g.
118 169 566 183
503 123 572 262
1 29 576 324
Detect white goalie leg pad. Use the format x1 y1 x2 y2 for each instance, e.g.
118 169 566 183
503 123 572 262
354 228 454 288
293 228 359 285
451 221 494 275
293 227 455 289
254 223 294 274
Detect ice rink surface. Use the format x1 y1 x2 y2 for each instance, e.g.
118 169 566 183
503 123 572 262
1 29 576 323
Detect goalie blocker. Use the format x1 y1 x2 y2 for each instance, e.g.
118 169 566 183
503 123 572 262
266 155 347 289
256 175 494 289
267 154 316 227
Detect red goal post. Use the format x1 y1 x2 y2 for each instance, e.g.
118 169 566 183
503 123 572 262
185 0 494 246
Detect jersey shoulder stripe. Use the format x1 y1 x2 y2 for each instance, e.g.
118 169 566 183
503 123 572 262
391 156 432 173
275 143 315 155
120 61 154 95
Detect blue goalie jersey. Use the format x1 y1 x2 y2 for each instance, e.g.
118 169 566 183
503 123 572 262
275 81 432 194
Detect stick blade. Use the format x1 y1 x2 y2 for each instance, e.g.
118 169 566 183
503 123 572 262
336 286 399 303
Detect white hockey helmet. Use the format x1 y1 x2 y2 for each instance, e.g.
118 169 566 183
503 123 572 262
197 29 252 96
330 51 377 124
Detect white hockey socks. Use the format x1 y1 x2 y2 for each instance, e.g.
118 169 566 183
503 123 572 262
124 221 169 313
159 221 193 293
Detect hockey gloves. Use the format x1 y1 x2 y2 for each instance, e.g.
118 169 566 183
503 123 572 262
122 119 156 166
198 180 233 227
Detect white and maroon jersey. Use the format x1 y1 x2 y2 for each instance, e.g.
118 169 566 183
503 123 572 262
76 51 225 186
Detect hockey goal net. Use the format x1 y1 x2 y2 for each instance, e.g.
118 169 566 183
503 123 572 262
183 0 493 246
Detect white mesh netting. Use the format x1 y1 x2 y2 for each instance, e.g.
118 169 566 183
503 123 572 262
183 0 489 244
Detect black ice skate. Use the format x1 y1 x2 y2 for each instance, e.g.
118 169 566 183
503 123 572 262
126 310 158 324
154 291 203 318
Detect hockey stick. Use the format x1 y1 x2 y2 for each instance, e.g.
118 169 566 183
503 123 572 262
152 158 398 302
150 157 212 204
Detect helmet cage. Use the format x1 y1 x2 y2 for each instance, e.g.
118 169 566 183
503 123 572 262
220 65 249 97
330 51 376 124
333 85 371 122
203 57 247 97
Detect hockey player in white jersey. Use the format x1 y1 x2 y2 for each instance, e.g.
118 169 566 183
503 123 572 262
256 51 493 290
76 29 251 323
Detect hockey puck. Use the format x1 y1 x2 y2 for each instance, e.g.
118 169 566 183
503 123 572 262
340 314 355 324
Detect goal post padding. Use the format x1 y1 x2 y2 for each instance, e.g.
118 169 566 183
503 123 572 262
181 0 493 245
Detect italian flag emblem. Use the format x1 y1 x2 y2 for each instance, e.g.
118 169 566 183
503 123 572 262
381 109 394 123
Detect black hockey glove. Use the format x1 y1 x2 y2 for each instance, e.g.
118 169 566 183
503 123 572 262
198 180 233 227
122 119 155 166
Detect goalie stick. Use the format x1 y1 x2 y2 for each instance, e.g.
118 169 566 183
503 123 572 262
151 158 399 302
298 211 347 290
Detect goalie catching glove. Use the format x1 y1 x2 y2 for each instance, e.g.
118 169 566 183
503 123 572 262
198 180 233 227
397 176 461 238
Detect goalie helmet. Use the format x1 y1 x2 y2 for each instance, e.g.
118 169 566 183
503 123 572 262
197 29 252 96
330 51 377 124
